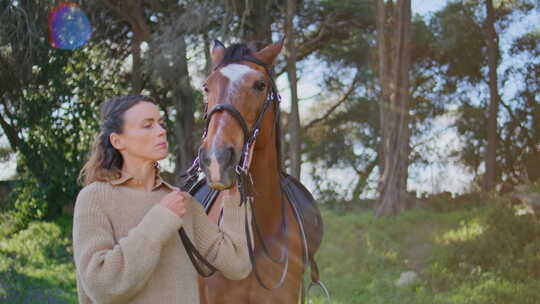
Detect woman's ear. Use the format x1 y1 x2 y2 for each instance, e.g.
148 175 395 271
109 133 125 151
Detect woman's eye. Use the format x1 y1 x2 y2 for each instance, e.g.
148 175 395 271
203 85 209 93
159 122 167 129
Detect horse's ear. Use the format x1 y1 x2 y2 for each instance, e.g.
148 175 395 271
211 40 225 69
255 37 285 66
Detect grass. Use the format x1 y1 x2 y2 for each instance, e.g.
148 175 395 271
309 202 540 304
2 195 540 303
0 216 77 303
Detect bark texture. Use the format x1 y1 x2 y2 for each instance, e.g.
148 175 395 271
376 0 412 216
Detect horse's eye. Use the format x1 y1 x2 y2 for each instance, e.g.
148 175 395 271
253 80 266 91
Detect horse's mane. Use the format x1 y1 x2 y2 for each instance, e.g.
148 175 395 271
217 43 283 172
217 43 255 68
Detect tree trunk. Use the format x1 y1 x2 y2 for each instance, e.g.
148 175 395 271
131 38 143 94
483 0 500 192
0 105 20 151
376 0 411 216
103 0 150 93
173 36 196 185
234 0 273 49
377 0 390 179
285 0 301 179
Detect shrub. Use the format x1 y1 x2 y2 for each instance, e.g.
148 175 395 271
0 220 76 303
425 191 487 212
0 222 72 268
439 200 540 284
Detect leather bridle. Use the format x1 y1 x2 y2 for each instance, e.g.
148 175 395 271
180 55 290 290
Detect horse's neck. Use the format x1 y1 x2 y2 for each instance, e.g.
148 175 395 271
249 142 282 219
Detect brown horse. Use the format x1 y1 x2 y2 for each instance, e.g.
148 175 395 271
190 39 321 303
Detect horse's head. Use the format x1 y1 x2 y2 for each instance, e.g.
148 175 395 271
199 39 283 190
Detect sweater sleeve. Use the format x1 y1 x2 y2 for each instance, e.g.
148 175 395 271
189 192 253 280
72 184 183 303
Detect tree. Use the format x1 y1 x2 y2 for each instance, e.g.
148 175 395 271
375 0 412 216
483 0 502 192
143 1 225 181
225 0 275 48
431 0 536 190
299 0 441 204
0 1 132 219
285 0 301 179
103 0 151 94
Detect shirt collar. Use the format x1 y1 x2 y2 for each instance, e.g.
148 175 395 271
109 170 177 191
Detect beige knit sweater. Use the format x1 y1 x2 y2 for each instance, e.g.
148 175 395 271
72 172 252 304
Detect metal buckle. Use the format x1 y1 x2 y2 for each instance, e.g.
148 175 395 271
236 164 248 175
252 129 260 139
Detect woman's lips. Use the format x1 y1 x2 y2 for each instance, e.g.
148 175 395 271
156 142 168 149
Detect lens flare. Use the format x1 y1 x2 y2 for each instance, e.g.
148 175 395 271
48 2 92 50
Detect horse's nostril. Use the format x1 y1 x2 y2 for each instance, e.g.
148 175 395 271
218 146 235 167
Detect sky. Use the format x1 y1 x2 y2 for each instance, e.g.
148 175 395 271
412 0 448 16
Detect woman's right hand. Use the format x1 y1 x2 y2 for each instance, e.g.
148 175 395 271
159 190 187 217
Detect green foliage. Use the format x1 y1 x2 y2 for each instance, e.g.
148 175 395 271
430 1 486 84
425 191 487 212
1 0 131 221
442 202 540 283
0 216 76 303
6 46 128 221
0 210 26 239
0 222 72 267
428 0 540 187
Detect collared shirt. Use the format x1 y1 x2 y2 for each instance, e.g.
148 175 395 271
109 170 176 191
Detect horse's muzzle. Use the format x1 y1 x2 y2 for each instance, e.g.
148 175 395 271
199 146 238 190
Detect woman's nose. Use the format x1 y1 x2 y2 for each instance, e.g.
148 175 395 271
157 123 166 136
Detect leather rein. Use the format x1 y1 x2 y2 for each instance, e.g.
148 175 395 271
180 55 290 290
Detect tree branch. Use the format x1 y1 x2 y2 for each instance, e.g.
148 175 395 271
276 16 352 77
0 96 20 150
349 154 379 198
103 0 151 41
303 73 360 130
499 98 537 152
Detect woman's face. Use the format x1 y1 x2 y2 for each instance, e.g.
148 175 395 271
111 101 168 162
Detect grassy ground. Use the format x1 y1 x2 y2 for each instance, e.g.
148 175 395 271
310 202 540 304
2 196 540 303
0 215 77 303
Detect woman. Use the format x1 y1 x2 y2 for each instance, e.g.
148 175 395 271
73 95 252 304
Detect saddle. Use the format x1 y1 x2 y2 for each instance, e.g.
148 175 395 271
189 172 323 264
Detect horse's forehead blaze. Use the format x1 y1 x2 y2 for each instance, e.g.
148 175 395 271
218 63 257 88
